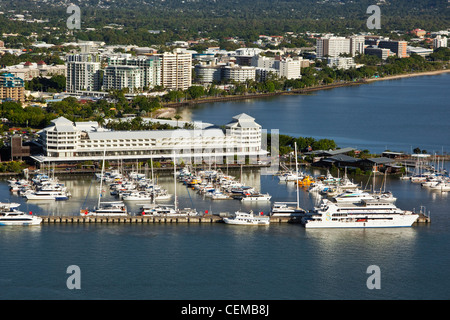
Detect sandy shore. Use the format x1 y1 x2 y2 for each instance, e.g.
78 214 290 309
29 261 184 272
366 69 450 82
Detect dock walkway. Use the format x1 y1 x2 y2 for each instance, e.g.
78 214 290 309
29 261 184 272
37 214 429 225
39 215 301 224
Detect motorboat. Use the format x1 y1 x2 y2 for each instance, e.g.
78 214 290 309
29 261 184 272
138 204 198 217
333 190 374 203
81 201 128 216
122 191 152 201
25 190 70 201
240 193 271 201
223 210 270 225
0 207 42 226
270 202 306 217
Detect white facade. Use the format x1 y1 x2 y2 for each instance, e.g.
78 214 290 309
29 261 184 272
327 57 357 70
36 114 266 163
274 58 302 80
222 64 256 82
433 35 448 48
103 65 142 92
160 52 192 90
105 54 161 89
252 55 302 80
316 36 351 58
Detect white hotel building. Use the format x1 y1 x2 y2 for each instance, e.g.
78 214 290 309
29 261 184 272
33 114 266 164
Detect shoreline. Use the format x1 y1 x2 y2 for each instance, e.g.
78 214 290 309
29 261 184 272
366 69 450 82
160 68 449 114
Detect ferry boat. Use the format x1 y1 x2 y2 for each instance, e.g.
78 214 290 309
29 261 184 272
301 198 419 229
81 201 128 217
223 211 270 225
0 208 42 226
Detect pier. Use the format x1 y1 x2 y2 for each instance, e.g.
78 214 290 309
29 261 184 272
38 215 301 224
36 214 428 224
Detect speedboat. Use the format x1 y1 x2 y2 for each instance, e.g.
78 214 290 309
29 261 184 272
223 210 270 225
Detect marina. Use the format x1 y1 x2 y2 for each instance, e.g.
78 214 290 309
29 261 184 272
0 74 448 301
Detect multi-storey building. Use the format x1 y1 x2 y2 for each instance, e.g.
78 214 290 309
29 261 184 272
316 36 351 58
378 40 408 58
35 114 266 163
105 54 161 90
103 65 142 92
65 53 101 92
433 35 448 49
160 51 192 90
222 64 256 83
0 72 25 103
364 46 392 60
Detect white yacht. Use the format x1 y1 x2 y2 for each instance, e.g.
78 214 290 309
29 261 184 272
223 211 270 225
0 208 42 226
25 190 70 201
81 201 128 217
333 190 374 203
138 204 198 217
278 172 302 182
301 198 419 229
240 193 271 202
122 191 152 201
270 202 306 217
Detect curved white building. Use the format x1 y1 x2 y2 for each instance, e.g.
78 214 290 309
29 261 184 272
34 114 266 164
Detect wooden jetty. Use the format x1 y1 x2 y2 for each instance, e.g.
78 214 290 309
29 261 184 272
38 215 301 224
37 214 428 225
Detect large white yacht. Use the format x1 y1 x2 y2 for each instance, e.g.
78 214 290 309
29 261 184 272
301 198 419 229
0 206 42 226
223 211 270 225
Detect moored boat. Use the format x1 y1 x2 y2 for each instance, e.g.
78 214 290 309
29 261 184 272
223 211 270 225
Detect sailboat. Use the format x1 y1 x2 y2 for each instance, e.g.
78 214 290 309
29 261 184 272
80 149 128 217
271 142 306 217
139 154 197 217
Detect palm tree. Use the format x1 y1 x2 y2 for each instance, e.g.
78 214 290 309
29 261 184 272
174 114 182 127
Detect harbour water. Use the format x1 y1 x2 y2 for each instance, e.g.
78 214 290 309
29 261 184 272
1 74 449 301
187 73 450 155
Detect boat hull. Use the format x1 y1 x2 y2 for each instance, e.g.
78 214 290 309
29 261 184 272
303 214 419 229
0 217 42 226
223 217 270 225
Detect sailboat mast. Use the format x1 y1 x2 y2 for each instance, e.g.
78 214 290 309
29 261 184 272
295 142 299 209
98 148 106 208
173 153 177 211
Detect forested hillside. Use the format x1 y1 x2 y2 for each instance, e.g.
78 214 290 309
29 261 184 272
0 0 448 46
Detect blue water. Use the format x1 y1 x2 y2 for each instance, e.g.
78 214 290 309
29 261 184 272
188 73 450 155
1 74 450 301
